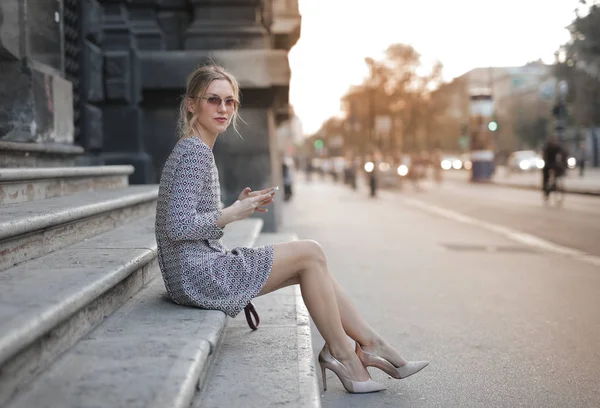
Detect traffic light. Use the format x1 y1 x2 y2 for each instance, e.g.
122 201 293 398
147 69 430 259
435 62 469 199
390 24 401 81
314 139 324 149
487 121 498 132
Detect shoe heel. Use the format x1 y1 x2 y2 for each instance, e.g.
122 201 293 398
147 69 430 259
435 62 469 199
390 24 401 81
320 363 327 391
319 344 385 394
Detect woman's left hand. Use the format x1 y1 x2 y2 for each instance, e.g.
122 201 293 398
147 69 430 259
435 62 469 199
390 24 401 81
237 187 276 212
237 186 276 201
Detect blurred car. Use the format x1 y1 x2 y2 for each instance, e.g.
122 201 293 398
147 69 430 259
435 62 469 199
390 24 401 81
507 150 545 172
460 153 472 170
440 155 463 170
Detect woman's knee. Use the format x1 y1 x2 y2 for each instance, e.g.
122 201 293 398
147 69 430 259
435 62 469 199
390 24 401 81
297 239 327 270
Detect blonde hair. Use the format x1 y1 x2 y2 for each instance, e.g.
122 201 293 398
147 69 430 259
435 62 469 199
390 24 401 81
178 64 242 139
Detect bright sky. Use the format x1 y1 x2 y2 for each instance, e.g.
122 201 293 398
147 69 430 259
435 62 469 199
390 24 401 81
288 0 577 136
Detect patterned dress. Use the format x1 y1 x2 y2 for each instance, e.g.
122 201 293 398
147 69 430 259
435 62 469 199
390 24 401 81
155 136 274 317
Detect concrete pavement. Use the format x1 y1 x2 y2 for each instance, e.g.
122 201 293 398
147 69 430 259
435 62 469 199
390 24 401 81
195 232 321 408
281 177 600 408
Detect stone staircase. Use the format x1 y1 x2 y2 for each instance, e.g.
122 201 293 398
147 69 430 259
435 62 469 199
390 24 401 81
0 165 274 407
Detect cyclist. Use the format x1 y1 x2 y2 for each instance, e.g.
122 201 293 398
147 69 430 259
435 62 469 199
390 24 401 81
541 135 568 200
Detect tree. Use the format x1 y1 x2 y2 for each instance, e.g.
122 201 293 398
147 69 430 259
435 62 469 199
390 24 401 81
334 43 443 161
556 2 600 127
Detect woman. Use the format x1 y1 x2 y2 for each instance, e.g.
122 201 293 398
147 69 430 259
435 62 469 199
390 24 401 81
155 64 428 394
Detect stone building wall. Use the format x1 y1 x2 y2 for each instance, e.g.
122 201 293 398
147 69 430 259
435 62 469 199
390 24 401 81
0 0 301 232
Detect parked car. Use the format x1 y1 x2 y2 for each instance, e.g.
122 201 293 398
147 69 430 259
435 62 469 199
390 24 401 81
507 150 545 172
440 156 463 170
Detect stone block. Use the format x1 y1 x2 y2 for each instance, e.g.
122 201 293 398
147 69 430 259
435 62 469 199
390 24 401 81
0 0 21 60
103 48 141 104
217 107 273 154
156 0 187 8
82 40 104 102
102 105 142 153
139 49 291 90
81 0 104 44
26 0 63 71
0 61 34 141
184 22 269 50
0 62 73 144
81 103 103 151
157 11 190 50
213 107 283 232
101 4 134 51
104 50 132 102
141 104 179 179
129 8 166 50
52 74 75 144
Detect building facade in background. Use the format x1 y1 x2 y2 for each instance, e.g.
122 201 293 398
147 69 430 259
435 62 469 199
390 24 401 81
430 62 555 158
0 0 301 232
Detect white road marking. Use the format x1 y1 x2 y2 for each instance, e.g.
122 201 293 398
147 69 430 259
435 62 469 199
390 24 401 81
403 197 600 268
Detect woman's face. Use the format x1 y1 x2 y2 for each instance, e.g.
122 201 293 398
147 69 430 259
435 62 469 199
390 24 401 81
191 79 237 135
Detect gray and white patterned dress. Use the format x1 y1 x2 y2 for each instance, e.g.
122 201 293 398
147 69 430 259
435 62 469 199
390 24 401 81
155 136 274 317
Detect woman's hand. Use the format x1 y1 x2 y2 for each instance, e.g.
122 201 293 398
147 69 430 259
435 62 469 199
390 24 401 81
218 189 276 227
231 192 275 220
237 186 277 201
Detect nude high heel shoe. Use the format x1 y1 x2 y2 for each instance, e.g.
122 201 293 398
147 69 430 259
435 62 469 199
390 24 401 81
318 344 386 394
355 342 429 379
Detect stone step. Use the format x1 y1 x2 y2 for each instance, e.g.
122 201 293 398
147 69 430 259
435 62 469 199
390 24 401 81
0 185 158 272
195 232 322 408
4 218 265 408
0 166 135 205
0 141 84 169
0 216 158 407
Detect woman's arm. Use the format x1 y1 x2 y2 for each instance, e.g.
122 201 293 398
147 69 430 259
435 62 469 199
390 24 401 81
165 145 226 241
216 206 237 228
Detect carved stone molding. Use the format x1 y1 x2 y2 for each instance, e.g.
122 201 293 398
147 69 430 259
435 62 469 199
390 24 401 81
184 0 270 50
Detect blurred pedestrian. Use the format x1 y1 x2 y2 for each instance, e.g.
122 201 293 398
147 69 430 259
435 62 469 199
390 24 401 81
368 169 377 197
407 152 424 191
541 135 568 200
282 158 293 201
431 147 443 185
305 159 313 182
577 141 586 178
155 64 428 395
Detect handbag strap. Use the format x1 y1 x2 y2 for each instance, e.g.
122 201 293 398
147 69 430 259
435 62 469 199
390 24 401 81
244 302 260 330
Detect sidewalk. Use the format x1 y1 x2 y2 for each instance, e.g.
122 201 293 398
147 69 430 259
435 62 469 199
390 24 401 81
442 166 600 195
280 179 600 408
195 232 321 408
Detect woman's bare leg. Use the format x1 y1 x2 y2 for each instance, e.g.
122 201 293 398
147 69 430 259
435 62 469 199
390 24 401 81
257 240 370 381
258 243 410 368
329 277 409 367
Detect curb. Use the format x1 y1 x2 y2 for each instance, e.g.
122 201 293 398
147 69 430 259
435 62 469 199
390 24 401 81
294 285 322 408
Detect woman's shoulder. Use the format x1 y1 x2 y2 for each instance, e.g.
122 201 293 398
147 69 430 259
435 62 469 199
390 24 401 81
174 137 212 158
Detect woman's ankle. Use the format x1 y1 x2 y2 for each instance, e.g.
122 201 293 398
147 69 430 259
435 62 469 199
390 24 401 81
327 342 355 361
358 336 385 350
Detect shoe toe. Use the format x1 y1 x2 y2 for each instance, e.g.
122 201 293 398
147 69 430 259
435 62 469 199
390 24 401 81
396 360 429 379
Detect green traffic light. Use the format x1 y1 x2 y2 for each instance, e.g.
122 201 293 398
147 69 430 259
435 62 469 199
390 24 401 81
314 139 324 149
488 121 498 132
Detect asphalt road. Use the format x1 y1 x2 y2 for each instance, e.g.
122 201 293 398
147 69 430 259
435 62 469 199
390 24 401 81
403 176 600 257
280 176 600 408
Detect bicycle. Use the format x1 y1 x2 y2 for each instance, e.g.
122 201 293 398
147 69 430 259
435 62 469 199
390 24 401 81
545 168 565 207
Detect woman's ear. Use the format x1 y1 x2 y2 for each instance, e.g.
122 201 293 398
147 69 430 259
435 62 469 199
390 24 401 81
187 97 195 114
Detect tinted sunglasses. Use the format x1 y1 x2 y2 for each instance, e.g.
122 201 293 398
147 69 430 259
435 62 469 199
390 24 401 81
191 95 239 109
